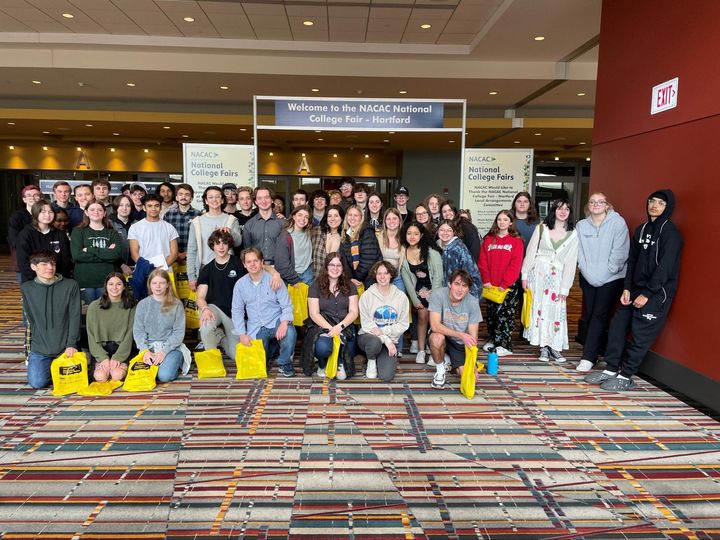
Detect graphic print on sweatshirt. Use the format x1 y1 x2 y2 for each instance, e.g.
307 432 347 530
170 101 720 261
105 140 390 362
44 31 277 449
88 233 110 249
373 305 399 327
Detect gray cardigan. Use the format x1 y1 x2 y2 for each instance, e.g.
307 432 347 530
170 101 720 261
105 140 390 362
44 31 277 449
400 248 443 308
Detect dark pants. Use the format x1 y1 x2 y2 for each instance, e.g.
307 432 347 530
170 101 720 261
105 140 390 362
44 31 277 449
604 293 672 378
314 333 355 369
486 283 520 350
579 275 624 362
357 333 398 382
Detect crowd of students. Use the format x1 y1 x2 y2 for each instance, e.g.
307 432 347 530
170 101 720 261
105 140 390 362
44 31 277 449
7 178 682 394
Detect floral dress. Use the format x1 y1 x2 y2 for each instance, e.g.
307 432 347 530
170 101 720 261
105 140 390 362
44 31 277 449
521 225 579 351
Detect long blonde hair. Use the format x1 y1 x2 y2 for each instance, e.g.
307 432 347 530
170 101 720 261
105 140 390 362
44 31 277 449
146 268 180 312
341 205 366 242
379 208 402 249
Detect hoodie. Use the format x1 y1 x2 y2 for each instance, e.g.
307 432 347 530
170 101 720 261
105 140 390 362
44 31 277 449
15 225 73 283
625 189 683 300
576 209 630 287
20 275 81 356
358 283 410 347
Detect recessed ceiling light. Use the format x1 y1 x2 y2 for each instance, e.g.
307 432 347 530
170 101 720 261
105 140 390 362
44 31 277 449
32 80 41 85
126 82 135 87
317 138 324 141
163 126 171 129
144 148 149 152
62 13 74 19
183 16 195 22
76 147 82 151
85 124 93 127
219 85 229 90
383 139 389 143
8 145 15 150
113 132 119 136
364 154 370 158
333 153 338 158
182 134 189 138
534 132 542 136
489 91 498 95
42 146 48 150
449 140 455 143
577 92 586 96
513 140 520 144
303 20 314 26
311 88 320 92
420 23 431 29
301 153 306 157
42 130 50 134
110 148 116 152
398 90 407 95
579 141 586 145
269 152 274 156
7 121 15 125
388 131 395 135
240 128 247 131
534 35 545 41
586 157 591 161
554 156 559 161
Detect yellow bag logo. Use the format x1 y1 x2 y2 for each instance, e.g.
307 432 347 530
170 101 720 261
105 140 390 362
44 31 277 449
51 352 89 396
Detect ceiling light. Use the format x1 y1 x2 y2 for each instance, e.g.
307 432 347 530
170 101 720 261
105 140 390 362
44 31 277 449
144 148 149 152
8 145 15 150
7 121 15 125
364 154 370 158
85 124 93 127
579 141 586 145
534 132 542 136
399 90 407 95
315 130 322 133
388 131 395 134
163 126 170 129
113 132 119 136
220 85 229 90
42 130 50 134
420 24 431 29
110 148 116 152
333 153 338 158
76 147 82 151
318 138 324 141
182 134 189 138
513 140 520 144
62 13 74 19
534 35 545 41
577 92 586 96
311 88 320 92
489 91 498 95
269 152 274 156
126 82 136 87
586 157 591 161
183 16 195 22
383 139 389 143
449 140 455 143
554 156 559 161
32 80 41 85
240 128 247 131
43 146 48 150
301 153 306 157
303 20 314 26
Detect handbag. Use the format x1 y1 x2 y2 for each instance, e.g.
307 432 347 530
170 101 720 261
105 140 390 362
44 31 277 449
324 335 343 379
521 288 533 328
51 351 89 396
460 345 479 399
482 285 509 304
122 350 159 392
184 290 200 330
288 283 310 326
195 348 226 378
235 339 268 380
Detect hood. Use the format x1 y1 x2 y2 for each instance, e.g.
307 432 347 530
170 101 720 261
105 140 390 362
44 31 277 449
646 188 675 222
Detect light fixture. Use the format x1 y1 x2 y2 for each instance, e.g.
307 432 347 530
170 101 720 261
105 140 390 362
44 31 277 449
534 132 542 136
579 141 586 145
163 126 170 129
32 80 41 85
126 82 136 87
586 157 591 161
240 128 247 131
220 85 229 90
183 16 195 22
420 23 431 29
399 90 407 95
42 130 50 134
302 153 306 157
577 92 586 96
388 131 395 135
113 132 119 136
76 147 82 151
8 121 15 125
333 153 338 158
489 91 498 95
383 139 389 143
143 148 149 153
554 156 559 161
318 138 324 141
311 88 320 92
85 124 93 127
315 130 322 133
110 148 116 152
513 140 520 144
364 154 370 158
8 145 15 150
62 13 74 19
303 20 314 26
534 35 545 41
269 152 274 156
42 146 48 151
449 140 455 143
182 134 189 138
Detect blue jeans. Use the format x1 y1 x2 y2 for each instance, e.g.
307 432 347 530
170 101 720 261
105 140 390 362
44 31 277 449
27 351 55 389
81 287 104 306
298 266 314 285
314 333 355 369
392 275 406 293
257 321 296 366
157 349 183 382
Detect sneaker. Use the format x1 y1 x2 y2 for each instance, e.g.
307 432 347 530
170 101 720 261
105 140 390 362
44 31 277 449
426 354 436 365
548 348 566 363
194 341 205 351
584 370 617 384
538 347 550 362
600 376 635 391
431 370 446 389
336 364 347 381
482 340 495 352
365 359 378 379
495 346 513 357
575 359 594 373
316 367 326 378
279 364 296 378
409 340 419 354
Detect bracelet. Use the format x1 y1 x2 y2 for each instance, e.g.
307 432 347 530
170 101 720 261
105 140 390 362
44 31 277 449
339 322 346 329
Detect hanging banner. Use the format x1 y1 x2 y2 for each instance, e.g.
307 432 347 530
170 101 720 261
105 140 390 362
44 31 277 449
182 143 255 205
461 148 533 235
274 100 444 130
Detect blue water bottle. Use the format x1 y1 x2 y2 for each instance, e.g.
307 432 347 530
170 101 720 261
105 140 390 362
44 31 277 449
487 350 499 376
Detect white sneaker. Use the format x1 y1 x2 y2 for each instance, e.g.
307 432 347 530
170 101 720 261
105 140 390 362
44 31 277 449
316 367 326 378
336 363 347 380
443 353 451 370
495 346 513 357
415 350 426 364
538 347 550 362
365 359 378 379
576 359 594 372
431 370 446 389
409 340 419 354
482 340 495 352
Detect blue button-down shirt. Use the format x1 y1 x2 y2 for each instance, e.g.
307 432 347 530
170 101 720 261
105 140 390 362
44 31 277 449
231 272 293 338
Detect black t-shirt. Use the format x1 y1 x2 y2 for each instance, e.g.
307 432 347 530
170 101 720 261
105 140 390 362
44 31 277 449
308 281 358 325
197 257 245 317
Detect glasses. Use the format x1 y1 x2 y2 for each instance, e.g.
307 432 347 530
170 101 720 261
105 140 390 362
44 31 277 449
648 198 667 207
327 263 343 268
415 210 428 216
588 200 607 206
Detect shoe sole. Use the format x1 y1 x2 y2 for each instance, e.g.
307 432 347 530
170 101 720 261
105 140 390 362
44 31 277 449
537 357 550 362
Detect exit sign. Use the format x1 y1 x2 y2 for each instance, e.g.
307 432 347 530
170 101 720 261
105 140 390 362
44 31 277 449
651 77 678 115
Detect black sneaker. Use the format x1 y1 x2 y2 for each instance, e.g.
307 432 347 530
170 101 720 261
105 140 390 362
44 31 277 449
548 348 567 363
279 364 296 378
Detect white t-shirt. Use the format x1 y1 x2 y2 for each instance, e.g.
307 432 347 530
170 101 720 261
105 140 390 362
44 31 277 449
128 219 179 265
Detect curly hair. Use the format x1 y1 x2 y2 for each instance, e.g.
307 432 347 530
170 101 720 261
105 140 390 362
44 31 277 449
316 252 352 298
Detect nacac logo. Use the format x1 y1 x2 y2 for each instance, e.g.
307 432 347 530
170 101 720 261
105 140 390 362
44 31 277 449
359 104 391 112
191 151 219 158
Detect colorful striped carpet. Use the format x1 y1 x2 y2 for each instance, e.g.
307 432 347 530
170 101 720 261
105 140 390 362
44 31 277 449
1 265 719 539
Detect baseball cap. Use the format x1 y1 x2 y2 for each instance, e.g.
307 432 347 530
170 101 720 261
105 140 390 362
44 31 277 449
395 186 410 196
130 182 148 193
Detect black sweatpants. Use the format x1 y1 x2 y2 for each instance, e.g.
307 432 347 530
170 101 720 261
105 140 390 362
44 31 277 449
603 293 672 378
579 275 624 363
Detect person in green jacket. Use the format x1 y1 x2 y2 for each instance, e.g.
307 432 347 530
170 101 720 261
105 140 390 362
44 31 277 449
87 272 137 382
70 201 123 306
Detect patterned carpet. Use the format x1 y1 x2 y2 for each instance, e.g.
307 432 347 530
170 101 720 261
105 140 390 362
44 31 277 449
1 265 719 539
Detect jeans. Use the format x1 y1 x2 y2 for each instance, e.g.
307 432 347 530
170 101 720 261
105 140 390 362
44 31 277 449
256 320 297 366
392 275 406 293
157 349 183 382
81 287 104 306
314 333 355 369
298 265 314 285
27 351 54 389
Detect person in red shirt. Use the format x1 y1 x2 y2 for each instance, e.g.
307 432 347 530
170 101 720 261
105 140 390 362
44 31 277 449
478 210 524 356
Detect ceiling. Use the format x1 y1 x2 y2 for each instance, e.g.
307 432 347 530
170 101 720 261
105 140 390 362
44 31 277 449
0 0 601 159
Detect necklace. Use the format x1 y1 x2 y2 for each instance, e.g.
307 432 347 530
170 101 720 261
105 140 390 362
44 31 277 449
214 259 230 271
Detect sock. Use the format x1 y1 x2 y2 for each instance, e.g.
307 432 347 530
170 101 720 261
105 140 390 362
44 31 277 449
617 375 629 380
602 370 617 376
435 362 446 375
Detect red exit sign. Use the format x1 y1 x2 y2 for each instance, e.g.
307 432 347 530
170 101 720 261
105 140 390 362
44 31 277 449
651 77 679 115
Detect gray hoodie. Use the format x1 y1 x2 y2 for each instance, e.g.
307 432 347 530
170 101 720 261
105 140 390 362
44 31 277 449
576 209 630 287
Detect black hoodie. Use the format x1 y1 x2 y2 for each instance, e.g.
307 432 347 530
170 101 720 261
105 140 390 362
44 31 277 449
624 189 683 301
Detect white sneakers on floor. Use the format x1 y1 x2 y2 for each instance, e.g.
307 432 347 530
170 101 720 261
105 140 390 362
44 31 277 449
482 341 495 352
336 363 347 380
409 340 419 354
365 359 378 379
494 346 513 357
415 350 426 364
575 359 593 372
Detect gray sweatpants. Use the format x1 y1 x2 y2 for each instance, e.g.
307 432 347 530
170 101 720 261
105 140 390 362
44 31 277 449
199 304 239 361
357 333 398 382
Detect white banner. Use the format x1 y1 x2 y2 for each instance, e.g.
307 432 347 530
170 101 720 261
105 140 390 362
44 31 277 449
461 148 533 235
182 143 255 205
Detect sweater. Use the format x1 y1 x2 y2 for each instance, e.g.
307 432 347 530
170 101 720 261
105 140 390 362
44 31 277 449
576 209 630 287
20 275 81 355
7 208 32 272
16 225 73 283
86 300 136 362
275 229 311 285
358 284 410 347
478 234 524 289
339 226 382 287
133 297 185 354
400 248 443 308
70 226 123 288
439 237 483 299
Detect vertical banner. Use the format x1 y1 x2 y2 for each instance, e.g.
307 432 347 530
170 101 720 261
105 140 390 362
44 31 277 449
461 148 533 235
182 143 255 206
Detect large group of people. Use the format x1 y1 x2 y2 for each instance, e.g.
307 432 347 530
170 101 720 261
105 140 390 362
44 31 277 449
7 178 682 394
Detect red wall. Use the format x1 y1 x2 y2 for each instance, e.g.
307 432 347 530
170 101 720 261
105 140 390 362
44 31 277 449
592 0 720 381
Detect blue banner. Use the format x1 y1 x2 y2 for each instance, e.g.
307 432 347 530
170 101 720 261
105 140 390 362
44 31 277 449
274 100 444 129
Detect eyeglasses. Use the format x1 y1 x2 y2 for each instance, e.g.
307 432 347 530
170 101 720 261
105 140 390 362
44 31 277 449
415 210 428 216
648 198 667 207
588 200 607 206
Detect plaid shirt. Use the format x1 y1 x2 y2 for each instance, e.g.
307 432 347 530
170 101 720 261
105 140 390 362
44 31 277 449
163 206 201 253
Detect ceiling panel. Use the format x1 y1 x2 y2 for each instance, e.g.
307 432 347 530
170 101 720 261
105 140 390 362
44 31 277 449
0 15 33 31
368 7 411 20
241 3 288 16
284 4 327 17
437 33 474 45
328 5 369 18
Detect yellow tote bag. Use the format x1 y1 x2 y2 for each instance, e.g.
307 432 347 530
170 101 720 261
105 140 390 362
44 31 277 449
122 350 159 392
51 351 89 396
173 262 190 300
195 348 226 379
460 345 478 400
521 288 533 328
78 380 123 396
324 335 342 379
184 290 200 330
482 285 509 304
354 284 365 325
288 283 309 326
235 340 267 380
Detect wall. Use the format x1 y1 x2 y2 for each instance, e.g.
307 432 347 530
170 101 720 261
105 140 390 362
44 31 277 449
401 150 462 206
592 1 720 387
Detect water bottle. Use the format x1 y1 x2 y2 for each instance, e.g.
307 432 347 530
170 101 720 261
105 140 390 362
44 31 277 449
487 350 499 376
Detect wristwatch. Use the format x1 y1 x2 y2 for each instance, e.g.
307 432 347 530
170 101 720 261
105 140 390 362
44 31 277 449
339 322 346 329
